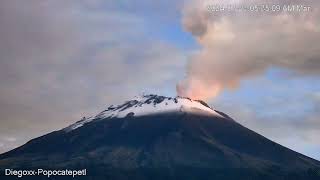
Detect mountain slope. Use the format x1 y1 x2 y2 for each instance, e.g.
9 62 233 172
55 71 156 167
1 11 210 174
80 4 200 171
0 95 319 179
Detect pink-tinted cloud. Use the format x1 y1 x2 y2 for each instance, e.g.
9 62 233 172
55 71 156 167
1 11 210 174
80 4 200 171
178 0 320 100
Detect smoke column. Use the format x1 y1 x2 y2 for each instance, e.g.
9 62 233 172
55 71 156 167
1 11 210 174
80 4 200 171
177 0 320 100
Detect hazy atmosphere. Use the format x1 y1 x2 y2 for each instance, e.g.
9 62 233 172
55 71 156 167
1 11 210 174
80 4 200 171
0 0 319 161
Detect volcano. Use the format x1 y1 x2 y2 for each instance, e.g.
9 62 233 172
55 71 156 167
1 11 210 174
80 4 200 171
0 94 319 179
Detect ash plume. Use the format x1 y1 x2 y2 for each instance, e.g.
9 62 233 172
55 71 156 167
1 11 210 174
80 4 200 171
177 0 320 100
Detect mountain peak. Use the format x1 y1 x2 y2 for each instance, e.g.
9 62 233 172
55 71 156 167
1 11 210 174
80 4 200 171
65 94 224 132
97 94 222 118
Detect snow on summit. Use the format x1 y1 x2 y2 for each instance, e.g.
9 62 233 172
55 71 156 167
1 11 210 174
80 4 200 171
97 94 222 118
65 94 224 132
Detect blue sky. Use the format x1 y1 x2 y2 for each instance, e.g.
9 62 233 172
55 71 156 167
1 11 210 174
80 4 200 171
0 0 319 161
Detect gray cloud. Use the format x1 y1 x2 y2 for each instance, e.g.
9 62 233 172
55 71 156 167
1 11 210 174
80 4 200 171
0 0 186 153
212 76 320 160
178 0 320 100
227 104 320 160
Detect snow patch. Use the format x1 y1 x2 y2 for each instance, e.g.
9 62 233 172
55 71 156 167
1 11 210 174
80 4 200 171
64 95 222 132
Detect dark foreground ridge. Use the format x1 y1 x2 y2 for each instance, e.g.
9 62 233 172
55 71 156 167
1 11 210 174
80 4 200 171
0 95 319 179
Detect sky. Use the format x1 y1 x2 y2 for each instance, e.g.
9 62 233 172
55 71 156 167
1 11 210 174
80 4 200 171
0 0 319 160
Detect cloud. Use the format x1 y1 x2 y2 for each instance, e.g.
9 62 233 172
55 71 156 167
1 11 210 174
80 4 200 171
178 0 320 100
0 0 186 153
215 100 320 160
212 76 320 160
